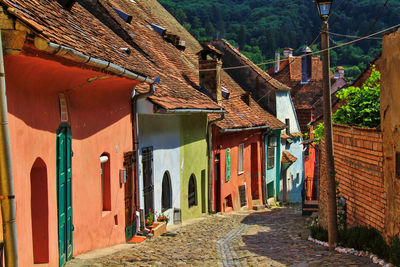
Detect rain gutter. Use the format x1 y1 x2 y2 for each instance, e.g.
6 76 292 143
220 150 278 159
219 125 271 133
161 109 226 114
34 40 155 84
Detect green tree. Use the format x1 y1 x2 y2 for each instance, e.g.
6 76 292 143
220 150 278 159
333 66 381 128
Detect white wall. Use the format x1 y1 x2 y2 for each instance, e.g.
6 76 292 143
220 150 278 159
137 113 181 224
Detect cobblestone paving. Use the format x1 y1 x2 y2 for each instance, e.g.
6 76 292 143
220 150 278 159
67 208 379 267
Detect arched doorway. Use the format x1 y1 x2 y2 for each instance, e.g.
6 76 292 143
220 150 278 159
30 157 49 264
161 171 172 211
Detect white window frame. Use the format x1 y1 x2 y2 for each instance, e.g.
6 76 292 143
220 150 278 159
238 143 244 174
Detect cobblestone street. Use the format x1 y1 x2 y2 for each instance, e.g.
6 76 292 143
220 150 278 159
67 208 378 267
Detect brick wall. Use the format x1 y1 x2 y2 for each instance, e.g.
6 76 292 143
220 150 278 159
319 124 386 232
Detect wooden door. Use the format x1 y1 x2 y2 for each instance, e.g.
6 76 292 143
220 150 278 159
142 147 154 218
214 154 221 212
57 124 73 267
124 151 136 240
251 143 259 200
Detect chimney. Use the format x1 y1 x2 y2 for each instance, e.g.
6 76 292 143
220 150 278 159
57 0 77 10
334 66 345 79
283 48 293 58
301 46 312 83
197 44 223 104
275 51 280 73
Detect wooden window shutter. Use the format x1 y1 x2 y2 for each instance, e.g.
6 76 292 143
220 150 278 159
226 148 231 181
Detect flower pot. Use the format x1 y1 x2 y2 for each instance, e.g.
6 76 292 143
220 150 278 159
149 221 167 237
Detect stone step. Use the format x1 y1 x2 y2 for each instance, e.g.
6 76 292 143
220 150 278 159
252 205 266 211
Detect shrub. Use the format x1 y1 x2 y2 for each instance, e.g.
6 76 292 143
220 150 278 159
309 225 328 242
390 237 400 267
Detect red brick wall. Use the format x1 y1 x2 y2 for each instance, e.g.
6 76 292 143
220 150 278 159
319 124 385 232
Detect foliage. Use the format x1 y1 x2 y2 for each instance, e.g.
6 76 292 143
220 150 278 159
309 225 328 242
157 213 170 223
336 182 346 232
339 226 390 259
145 210 154 227
333 66 381 128
312 122 324 145
390 237 400 267
158 0 394 70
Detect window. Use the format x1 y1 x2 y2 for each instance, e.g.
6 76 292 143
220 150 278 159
226 148 231 181
285 118 290 135
188 174 197 207
162 171 172 211
267 136 276 169
100 153 111 211
296 173 300 185
238 144 244 174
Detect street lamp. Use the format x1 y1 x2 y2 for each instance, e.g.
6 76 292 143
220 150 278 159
315 0 333 20
314 0 337 252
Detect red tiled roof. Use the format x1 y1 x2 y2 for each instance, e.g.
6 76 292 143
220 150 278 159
132 0 284 130
282 151 297 164
213 73 285 130
4 0 221 111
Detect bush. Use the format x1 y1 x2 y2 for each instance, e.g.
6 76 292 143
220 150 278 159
390 237 400 267
338 226 389 259
309 225 328 242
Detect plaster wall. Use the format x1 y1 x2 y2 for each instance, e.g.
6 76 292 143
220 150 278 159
180 114 208 221
381 29 400 239
137 114 181 224
276 90 304 203
212 127 263 212
5 54 138 266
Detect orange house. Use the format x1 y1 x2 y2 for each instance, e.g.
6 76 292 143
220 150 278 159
0 1 158 266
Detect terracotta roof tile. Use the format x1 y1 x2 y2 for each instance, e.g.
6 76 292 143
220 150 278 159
282 151 297 164
5 0 221 110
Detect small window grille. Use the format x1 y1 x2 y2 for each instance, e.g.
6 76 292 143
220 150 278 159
162 171 172 211
396 152 400 178
267 136 275 169
296 173 300 185
285 119 290 135
238 144 244 174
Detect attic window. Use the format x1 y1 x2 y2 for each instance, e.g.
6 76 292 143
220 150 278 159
222 86 230 99
57 0 77 10
150 24 167 36
113 8 133 23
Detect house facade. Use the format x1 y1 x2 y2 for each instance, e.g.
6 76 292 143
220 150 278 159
0 0 163 265
209 40 304 203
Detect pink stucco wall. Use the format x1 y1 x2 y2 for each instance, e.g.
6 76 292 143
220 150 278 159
5 53 139 266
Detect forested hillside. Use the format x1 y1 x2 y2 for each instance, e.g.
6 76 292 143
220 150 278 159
159 0 400 80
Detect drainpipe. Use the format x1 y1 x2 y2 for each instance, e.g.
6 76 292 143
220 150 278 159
132 81 157 231
207 113 225 213
0 27 18 266
261 131 268 205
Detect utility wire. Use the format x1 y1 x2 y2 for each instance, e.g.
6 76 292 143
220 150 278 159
361 0 390 37
200 23 400 72
329 32 382 40
329 0 351 27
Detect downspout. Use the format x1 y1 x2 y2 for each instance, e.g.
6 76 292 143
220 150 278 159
0 27 18 266
132 81 157 231
261 131 268 205
207 113 225 213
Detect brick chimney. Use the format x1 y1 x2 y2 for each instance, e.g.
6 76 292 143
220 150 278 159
283 48 293 58
197 44 223 104
334 66 345 79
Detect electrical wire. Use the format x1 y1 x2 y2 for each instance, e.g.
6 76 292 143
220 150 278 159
200 23 400 72
329 32 382 40
329 0 351 27
361 0 390 37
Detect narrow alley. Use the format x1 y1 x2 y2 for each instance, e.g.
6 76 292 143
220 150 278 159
67 208 377 267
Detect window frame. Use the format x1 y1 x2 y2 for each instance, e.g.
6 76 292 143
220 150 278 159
238 143 244 174
267 136 276 170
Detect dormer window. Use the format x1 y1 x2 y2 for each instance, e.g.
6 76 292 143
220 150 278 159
57 0 77 10
113 8 133 23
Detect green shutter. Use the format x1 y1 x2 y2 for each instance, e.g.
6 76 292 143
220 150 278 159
226 148 231 181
